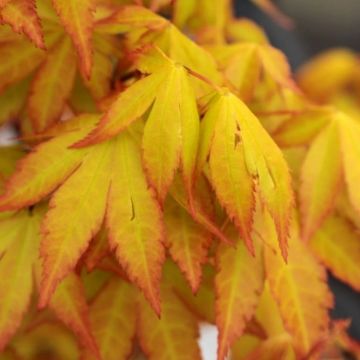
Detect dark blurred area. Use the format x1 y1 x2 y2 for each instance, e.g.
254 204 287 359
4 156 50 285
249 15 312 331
234 0 360 340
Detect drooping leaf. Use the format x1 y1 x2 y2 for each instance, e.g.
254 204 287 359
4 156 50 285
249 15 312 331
137 285 202 360
200 91 293 258
264 213 333 357
300 120 343 240
309 216 360 292
39 140 114 307
82 278 137 360
0 0 45 48
215 228 264 360
106 132 165 314
0 115 97 211
337 112 360 217
76 51 200 203
206 94 255 251
0 209 41 350
164 197 211 292
28 36 77 132
52 0 95 78
49 273 99 357
0 39 45 93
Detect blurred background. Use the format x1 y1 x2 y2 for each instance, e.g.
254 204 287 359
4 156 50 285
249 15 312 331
233 0 360 341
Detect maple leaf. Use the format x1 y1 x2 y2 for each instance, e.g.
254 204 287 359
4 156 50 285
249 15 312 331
0 115 165 314
0 3 118 132
28 36 77 132
95 5 221 86
300 119 343 240
282 108 360 239
164 196 211 292
137 285 202 360
210 42 296 101
0 207 96 354
0 210 39 350
263 212 333 357
309 216 360 292
51 0 95 78
0 0 45 49
74 49 200 204
199 91 293 256
82 278 137 360
215 227 264 360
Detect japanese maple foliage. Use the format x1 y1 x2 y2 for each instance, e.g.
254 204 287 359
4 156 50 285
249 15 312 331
0 1 359 359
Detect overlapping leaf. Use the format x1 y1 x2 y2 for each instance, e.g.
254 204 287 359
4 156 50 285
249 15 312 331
199 91 293 256
300 119 343 240
75 49 200 204
82 278 136 360
0 2 118 132
215 227 264 360
0 115 165 314
0 207 96 353
264 213 333 357
164 197 211 292
137 285 202 360
309 216 360 291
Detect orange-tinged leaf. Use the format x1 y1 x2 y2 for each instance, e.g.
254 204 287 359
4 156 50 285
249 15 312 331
211 43 294 95
163 261 216 323
0 116 97 211
84 48 113 100
52 0 95 78
309 216 360 292
0 0 45 48
207 94 255 251
232 95 293 258
164 197 211 292
142 64 182 202
142 62 199 202
337 113 360 217
74 71 165 147
96 5 168 33
82 278 137 360
0 209 41 350
215 229 264 360
201 92 293 257
0 40 45 92
28 36 77 132
106 132 165 314
264 214 333 356
137 285 202 360
300 120 343 240
84 227 109 271
78 56 200 203
39 140 114 307
50 273 99 357
169 175 231 245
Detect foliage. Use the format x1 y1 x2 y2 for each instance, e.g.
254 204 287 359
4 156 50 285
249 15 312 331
0 0 359 359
